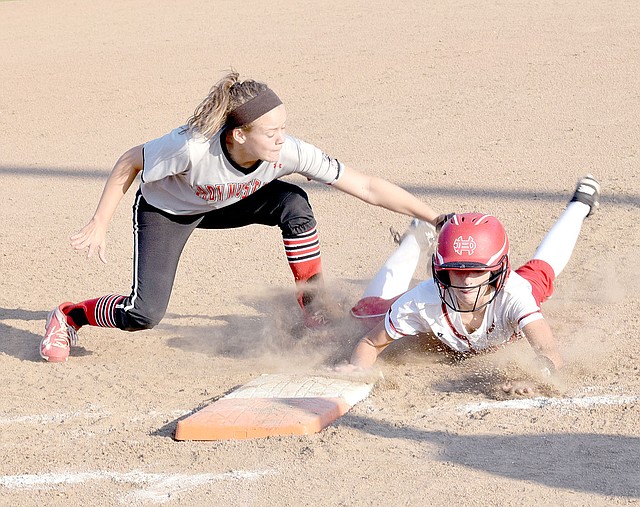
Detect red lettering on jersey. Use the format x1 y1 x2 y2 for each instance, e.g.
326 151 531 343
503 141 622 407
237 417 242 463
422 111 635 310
196 179 265 202
207 184 224 202
232 183 242 198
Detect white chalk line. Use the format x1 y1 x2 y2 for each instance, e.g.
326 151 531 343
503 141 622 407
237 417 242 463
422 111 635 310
462 394 640 414
0 469 276 505
0 410 107 425
4 392 637 427
0 408 188 426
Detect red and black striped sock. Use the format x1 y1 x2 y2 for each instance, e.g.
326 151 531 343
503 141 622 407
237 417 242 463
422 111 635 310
283 227 323 309
66 294 126 329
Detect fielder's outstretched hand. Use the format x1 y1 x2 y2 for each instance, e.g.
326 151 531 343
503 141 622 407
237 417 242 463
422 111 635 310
70 218 109 264
435 213 456 232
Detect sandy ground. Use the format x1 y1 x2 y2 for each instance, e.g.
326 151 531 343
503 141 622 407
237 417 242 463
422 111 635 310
1 0 639 505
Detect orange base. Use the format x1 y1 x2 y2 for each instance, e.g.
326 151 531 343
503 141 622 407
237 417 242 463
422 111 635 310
175 396 350 440
174 374 375 441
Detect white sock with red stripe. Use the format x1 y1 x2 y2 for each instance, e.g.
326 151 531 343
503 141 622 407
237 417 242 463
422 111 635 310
361 231 421 299
532 201 589 277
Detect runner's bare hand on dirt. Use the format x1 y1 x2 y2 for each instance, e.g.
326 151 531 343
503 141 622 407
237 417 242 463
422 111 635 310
333 362 363 374
499 380 537 397
70 218 109 264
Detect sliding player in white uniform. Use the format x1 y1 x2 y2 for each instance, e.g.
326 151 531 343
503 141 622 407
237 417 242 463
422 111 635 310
40 70 446 362
345 175 600 396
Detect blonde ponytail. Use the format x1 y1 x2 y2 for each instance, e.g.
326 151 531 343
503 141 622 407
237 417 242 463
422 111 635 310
186 71 269 138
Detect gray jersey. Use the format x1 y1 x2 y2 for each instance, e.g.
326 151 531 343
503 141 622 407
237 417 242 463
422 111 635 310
141 127 343 215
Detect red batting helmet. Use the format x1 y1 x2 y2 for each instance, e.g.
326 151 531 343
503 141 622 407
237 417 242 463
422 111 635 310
431 213 510 312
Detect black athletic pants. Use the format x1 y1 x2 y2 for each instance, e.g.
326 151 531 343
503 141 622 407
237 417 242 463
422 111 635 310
115 180 316 331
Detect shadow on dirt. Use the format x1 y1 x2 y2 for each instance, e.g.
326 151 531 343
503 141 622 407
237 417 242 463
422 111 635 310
0 307 93 361
339 416 640 498
2 165 639 208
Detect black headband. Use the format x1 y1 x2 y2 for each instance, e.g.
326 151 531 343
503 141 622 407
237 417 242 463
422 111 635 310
225 88 283 128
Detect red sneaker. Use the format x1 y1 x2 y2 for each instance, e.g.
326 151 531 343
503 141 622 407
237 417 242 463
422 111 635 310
40 303 79 362
302 307 330 330
300 296 345 330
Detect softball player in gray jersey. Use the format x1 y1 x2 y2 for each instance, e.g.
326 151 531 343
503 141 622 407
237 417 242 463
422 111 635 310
41 70 447 362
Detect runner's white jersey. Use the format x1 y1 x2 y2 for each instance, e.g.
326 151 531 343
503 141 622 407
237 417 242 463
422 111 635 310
385 271 544 354
141 127 343 215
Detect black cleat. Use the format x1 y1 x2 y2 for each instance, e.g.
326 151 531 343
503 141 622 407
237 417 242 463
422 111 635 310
570 174 600 217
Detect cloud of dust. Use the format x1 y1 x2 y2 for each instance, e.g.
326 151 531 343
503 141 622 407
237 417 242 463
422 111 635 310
164 282 368 375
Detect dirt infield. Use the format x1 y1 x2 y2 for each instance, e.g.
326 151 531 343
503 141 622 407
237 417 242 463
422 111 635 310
1 0 638 505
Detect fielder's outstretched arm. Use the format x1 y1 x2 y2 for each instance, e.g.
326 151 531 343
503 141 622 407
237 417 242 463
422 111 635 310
70 145 143 263
331 165 441 227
